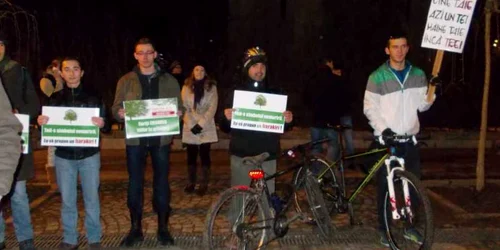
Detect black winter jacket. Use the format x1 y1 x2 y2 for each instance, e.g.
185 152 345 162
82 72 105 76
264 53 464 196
48 83 110 160
219 79 292 160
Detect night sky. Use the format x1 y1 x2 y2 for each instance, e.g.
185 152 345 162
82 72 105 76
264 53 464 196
5 0 500 127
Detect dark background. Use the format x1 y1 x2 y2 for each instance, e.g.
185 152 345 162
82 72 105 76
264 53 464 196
3 0 499 129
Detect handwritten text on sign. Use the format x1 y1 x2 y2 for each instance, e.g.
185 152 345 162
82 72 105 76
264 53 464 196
421 0 477 53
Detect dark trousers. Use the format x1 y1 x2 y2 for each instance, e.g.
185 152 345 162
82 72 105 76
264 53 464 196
374 141 421 230
186 143 211 184
126 145 171 217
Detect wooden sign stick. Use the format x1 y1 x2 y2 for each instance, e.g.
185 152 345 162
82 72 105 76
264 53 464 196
427 49 444 102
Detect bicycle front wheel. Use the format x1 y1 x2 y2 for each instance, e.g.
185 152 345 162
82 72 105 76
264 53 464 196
383 170 434 250
204 186 271 250
305 172 334 240
293 157 340 219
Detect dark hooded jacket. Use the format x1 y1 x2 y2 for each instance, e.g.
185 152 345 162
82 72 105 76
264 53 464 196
0 57 40 181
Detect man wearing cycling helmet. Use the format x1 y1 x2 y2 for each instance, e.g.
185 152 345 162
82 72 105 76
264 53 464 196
220 47 293 194
363 33 437 247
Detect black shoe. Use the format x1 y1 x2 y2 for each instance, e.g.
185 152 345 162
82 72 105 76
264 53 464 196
121 229 144 247
157 212 174 245
0 242 5 250
19 239 36 250
184 183 195 193
158 228 175 246
120 214 144 247
196 183 208 196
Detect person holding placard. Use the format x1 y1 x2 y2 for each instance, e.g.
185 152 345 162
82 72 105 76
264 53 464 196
37 57 108 250
363 33 437 247
0 32 39 250
181 62 218 196
112 38 181 247
219 46 293 203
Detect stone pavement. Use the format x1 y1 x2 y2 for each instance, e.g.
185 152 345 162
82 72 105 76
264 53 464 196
1 148 500 249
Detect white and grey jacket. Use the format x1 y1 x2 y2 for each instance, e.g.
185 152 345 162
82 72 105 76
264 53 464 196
363 61 435 136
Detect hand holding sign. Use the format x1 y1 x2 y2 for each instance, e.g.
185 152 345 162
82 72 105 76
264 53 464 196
283 110 293 123
91 117 105 128
224 108 236 120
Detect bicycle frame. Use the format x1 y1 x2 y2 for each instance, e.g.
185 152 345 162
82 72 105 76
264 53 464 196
315 145 413 221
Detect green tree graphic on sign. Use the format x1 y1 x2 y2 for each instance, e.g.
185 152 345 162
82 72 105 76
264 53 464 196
254 94 267 108
64 109 78 124
125 100 149 120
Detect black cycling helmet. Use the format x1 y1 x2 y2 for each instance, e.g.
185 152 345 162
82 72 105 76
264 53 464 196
242 46 267 70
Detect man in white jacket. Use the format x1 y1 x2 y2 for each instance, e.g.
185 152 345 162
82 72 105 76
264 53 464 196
363 33 436 247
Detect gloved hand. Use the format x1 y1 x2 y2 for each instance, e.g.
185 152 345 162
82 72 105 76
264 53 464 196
429 76 442 86
191 124 203 135
381 128 397 145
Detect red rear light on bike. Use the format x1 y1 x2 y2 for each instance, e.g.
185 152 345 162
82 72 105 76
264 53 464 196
248 169 264 180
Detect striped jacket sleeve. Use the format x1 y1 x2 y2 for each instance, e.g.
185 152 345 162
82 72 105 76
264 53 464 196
363 74 387 134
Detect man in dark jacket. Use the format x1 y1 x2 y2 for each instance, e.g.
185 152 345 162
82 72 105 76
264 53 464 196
220 47 293 196
112 38 182 247
304 57 346 162
0 33 38 250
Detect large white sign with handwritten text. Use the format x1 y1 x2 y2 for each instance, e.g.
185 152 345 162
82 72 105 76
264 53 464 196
421 0 477 53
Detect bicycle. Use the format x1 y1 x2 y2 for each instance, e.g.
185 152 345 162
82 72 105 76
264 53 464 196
293 125 434 250
203 139 334 250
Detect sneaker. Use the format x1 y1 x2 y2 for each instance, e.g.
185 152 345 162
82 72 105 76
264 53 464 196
19 239 36 250
379 231 390 247
404 228 423 244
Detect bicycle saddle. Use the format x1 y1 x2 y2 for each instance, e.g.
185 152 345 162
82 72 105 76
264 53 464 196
242 152 270 166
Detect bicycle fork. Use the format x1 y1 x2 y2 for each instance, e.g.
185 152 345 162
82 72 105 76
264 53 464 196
384 156 413 220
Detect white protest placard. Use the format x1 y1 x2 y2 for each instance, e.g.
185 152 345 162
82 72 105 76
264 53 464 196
41 106 100 147
231 90 287 134
15 114 29 154
421 0 477 53
123 98 180 139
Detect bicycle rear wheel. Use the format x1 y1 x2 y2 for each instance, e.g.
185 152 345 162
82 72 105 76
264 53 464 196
293 157 341 219
305 171 334 240
383 170 434 250
204 186 271 250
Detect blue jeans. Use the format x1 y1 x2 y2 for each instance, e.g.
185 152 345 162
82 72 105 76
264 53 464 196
340 115 355 155
0 181 34 243
310 127 339 162
126 145 171 217
55 153 101 245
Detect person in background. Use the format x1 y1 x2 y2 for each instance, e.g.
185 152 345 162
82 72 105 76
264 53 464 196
37 57 108 250
181 62 218 196
169 60 184 89
39 58 64 185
